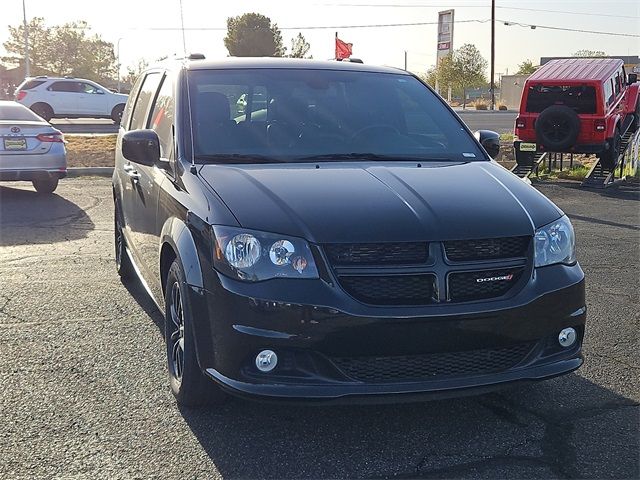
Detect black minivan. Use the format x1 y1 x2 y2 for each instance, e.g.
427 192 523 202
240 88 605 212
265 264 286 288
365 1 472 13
113 57 585 406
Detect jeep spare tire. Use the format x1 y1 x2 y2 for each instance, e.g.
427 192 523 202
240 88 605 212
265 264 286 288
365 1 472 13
535 105 581 151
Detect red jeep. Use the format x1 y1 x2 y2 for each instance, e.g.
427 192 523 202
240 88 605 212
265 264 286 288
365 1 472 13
515 58 640 168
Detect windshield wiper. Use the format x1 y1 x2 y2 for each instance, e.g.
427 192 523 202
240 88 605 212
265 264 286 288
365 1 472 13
299 153 448 162
194 154 289 164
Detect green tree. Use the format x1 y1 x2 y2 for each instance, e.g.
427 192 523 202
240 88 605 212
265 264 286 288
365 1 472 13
435 44 487 108
573 49 606 57
2 18 116 84
516 59 536 75
288 33 311 59
224 13 286 57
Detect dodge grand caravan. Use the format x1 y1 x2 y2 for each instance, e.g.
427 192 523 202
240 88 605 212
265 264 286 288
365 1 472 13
113 57 586 406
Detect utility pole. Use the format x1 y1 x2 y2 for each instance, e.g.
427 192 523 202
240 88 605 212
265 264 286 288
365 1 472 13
490 0 495 110
404 50 407 70
22 0 30 77
116 38 123 93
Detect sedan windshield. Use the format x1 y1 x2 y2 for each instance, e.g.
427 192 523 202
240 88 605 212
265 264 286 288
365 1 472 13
188 68 483 163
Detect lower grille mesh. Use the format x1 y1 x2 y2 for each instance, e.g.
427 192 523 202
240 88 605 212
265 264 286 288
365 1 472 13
333 343 533 382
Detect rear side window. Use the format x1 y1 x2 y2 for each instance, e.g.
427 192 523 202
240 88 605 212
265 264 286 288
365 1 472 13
129 72 162 131
149 76 175 159
48 81 80 93
525 85 597 114
18 79 46 90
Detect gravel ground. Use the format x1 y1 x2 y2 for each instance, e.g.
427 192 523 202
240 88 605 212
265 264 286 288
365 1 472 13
0 177 638 480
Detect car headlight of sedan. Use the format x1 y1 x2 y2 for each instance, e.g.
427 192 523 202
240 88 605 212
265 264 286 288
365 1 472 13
534 215 576 267
212 226 319 281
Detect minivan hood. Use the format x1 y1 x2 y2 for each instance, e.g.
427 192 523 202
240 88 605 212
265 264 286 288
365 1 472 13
200 161 563 243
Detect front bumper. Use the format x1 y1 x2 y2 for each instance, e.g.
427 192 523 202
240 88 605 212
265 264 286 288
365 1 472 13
188 263 586 402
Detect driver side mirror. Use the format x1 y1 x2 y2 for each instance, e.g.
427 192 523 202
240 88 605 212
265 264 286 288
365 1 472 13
122 129 161 167
474 130 501 159
628 73 638 85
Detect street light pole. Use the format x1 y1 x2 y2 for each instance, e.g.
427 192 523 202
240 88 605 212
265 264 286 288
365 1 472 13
490 0 495 110
116 38 123 93
22 0 30 77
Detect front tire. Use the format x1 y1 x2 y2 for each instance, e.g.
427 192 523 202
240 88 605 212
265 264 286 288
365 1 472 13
111 104 125 125
32 177 58 193
165 260 226 407
114 205 134 279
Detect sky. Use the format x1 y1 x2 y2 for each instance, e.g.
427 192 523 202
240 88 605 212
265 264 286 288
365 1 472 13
1 0 638 79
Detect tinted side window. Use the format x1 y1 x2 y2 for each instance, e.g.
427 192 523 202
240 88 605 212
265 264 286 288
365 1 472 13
20 79 46 90
149 76 175 159
79 82 100 94
121 75 145 130
129 72 162 131
49 81 79 93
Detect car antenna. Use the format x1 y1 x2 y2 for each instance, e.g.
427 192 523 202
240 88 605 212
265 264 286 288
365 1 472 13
178 0 197 175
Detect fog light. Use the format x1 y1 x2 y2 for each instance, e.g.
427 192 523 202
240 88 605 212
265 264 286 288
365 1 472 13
256 350 278 372
558 328 577 348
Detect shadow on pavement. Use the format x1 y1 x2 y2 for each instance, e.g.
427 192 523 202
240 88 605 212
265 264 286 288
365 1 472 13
0 184 94 246
175 375 638 479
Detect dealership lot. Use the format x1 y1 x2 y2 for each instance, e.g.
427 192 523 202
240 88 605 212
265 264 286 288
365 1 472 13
0 177 638 479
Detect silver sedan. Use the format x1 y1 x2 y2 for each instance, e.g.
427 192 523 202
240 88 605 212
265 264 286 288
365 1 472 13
0 100 67 193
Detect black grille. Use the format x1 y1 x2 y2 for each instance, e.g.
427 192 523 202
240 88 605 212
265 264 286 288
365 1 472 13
334 343 533 382
324 242 428 266
444 236 530 261
339 274 437 305
448 268 524 302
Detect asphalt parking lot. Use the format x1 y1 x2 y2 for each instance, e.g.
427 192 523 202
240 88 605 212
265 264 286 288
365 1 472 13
1 177 638 479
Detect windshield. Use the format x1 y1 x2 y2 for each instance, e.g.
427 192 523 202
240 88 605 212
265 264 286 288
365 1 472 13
188 68 483 163
525 84 597 114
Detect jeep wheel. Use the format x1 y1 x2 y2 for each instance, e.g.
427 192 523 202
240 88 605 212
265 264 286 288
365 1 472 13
111 104 125 125
165 259 226 407
31 103 53 122
535 105 581 151
600 127 621 170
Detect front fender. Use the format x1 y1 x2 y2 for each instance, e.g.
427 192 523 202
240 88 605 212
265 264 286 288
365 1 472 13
606 113 622 137
160 216 204 289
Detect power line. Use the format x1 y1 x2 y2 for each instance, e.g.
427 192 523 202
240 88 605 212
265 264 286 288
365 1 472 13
136 19 639 38
141 19 489 31
498 19 640 38
318 3 640 19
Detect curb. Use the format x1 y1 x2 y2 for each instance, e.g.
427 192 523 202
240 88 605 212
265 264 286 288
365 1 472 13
66 167 114 177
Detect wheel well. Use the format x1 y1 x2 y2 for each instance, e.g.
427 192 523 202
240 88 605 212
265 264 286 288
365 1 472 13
31 102 52 111
160 243 177 296
111 103 125 114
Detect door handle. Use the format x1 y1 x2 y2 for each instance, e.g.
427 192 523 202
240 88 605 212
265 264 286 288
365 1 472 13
123 163 141 180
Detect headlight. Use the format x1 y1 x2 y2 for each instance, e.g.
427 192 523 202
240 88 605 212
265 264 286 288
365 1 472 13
534 216 576 267
213 226 319 281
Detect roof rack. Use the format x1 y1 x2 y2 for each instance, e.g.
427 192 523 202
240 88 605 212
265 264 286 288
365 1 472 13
335 58 364 63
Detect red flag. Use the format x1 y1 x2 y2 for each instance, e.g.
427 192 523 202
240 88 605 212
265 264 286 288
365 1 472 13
335 38 353 60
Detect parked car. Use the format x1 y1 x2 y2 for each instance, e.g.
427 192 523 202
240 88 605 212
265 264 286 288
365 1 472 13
15 76 128 124
113 58 585 406
0 100 66 193
514 58 640 168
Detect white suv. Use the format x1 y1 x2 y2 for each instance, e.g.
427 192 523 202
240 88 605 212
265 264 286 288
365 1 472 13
15 77 129 124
